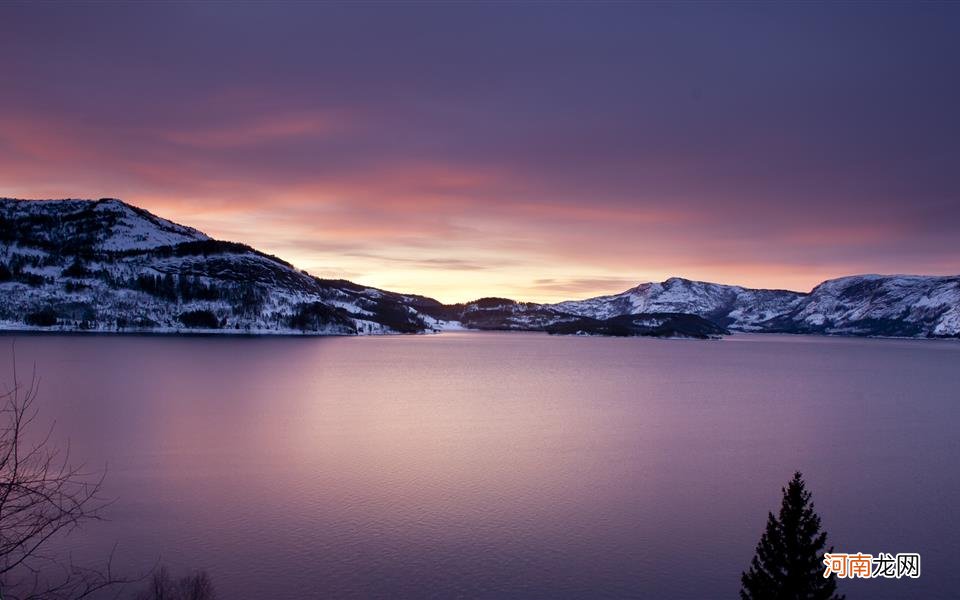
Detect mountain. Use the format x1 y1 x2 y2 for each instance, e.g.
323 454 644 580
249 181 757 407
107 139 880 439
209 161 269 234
763 274 960 337
551 277 805 330
0 198 437 335
549 275 960 338
1 198 956 339
424 275 959 339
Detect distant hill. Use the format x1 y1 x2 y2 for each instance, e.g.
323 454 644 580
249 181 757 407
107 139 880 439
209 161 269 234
1 198 957 339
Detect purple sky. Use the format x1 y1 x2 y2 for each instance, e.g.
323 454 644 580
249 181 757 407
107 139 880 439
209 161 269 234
1 2 958 301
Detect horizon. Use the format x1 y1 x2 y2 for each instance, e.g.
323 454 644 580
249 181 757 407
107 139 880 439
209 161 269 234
2 2 959 303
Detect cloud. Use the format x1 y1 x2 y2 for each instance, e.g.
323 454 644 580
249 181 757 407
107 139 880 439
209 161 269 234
342 253 500 271
531 277 642 296
160 112 347 148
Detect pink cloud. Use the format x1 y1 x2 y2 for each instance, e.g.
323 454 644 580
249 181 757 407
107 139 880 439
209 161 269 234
160 112 347 148
1 103 956 303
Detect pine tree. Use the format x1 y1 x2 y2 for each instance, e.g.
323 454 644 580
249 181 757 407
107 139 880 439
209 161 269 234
741 472 844 600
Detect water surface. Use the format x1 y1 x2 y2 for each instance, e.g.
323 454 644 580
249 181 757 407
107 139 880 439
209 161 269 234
5 332 959 598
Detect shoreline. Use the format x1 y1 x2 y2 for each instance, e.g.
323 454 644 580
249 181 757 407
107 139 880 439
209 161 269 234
0 326 955 342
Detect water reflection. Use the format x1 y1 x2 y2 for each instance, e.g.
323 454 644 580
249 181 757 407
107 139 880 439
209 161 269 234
4 332 958 598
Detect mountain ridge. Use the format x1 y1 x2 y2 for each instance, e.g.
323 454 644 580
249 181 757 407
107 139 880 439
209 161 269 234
547 273 960 338
1 198 957 339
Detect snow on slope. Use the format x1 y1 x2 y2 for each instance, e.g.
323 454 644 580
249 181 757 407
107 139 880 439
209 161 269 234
0 198 209 251
552 277 804 330
92 199 209 250
0 198 433 335
788 274 960 337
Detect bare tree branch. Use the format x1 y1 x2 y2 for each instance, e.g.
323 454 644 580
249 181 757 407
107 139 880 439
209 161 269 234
0 348 133 599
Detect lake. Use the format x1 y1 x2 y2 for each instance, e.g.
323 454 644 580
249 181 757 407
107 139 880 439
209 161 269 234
4 332 959 598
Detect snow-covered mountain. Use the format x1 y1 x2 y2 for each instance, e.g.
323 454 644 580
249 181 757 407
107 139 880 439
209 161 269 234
0 198 435 335
552 277 805 330
549 275 960 338
768 274 960 337
414 274 959 339
1 198 956 339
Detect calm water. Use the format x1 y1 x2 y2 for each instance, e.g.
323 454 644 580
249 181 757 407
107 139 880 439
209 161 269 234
4 332 959 599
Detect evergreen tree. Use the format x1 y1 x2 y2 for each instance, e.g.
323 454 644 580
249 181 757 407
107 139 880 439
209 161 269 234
741 472 844 600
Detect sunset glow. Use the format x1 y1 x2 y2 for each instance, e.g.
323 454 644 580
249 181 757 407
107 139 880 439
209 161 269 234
2 3 958 302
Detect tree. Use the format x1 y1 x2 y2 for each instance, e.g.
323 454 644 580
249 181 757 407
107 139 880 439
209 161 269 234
741 472 844 600
0 358 126 599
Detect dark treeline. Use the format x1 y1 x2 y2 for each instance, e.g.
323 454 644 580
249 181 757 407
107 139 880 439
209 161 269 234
133 272 221 302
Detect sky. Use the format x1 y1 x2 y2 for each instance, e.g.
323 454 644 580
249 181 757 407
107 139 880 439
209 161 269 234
1 2 959 303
